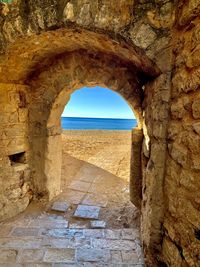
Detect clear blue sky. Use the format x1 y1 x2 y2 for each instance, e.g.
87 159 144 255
62 86 135 119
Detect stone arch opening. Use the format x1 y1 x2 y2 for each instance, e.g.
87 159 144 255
27 50 145 201
0 26 165 265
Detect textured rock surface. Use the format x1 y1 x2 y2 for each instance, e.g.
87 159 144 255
161 2 200 266
0 0 199 266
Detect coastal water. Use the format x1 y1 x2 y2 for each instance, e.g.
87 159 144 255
61 117 137 130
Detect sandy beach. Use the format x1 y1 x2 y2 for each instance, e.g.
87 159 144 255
62 130 132 181
60 130 139 228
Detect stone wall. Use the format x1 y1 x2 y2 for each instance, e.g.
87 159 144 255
0 0 199 266
161 2 200 266
27 50 144 200
0 83 32 220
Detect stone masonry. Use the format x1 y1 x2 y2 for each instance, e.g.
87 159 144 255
0 0 199 266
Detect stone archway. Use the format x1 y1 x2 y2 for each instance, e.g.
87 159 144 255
27 49 146 201
0 26 164 266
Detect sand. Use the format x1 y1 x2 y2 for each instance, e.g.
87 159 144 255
60 130 139 228
62 130 132 181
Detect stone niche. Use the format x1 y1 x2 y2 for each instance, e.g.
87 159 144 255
0 0 199 266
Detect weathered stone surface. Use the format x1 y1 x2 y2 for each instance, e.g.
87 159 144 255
17 249 44 263
192 97 200 119
11 228 40 237
74 205 100 220
76 248 111 263
0 249 17 263
0 1 199 267
130 23 157 49
51 202 69 212
43 248 75 263
90 221 106 229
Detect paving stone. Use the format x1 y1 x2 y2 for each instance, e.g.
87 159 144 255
11 228 40 237
43 248 75 263
0 226 13 237
105 229 121 239
90 220 106 229
17 249 44 263
69 222 88 229
38 214 65 221
82 193 108 207
74 205 100 219
91 239 136 250
68 181 91 193
79 175 97 183
29 220 68 228
53 264 76 267
0 249 17 262
83 229 105 238
111 250 122 263
121 229 140 240
41 229 83 238
59 190 86 205
4 218 31 228
121 250 140 264
51 202 69 212
0 237 42 249
76 248 111 262
0 264 23 267
40 236 90 249
25 264 53 267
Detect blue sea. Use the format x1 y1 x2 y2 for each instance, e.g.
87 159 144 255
61 117 137 130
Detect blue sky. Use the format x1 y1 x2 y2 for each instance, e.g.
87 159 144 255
62 86 135 119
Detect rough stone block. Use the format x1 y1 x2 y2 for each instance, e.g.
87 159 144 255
111 250 122 263
43 248 75 263
17 249 44 263
0 249 17 263
11 228 40 237
121 250 140 264
105 230 121 239
76 248 111 263
68 181 91 192
74 205 100 219
51 202 69 212
92 239 136 250
90 221 106 229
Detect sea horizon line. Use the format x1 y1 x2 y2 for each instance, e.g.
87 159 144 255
61 116 136 120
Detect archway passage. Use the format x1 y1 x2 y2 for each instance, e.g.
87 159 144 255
28 50 145 201
60 86 138 227
0 27 160 266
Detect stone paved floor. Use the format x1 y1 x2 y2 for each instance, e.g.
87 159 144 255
0 218 144 266
0 153 144 266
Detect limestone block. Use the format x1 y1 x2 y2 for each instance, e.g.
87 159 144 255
191 155 200 170
77 3 92 26
4 187 22 201
186 45 200 69
170 143 188 167
178 0 200 27
151 143 167 168
130 23 157 50
130 128 143 208
63 2 75 22
184 131 200 154
192 98 200 119
152 122 167 139
171 99 186 119
172 68 200 97
179 169 197 191
162 237 182 267
0 196 30 221
168 121 182 140
192 122 200 135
